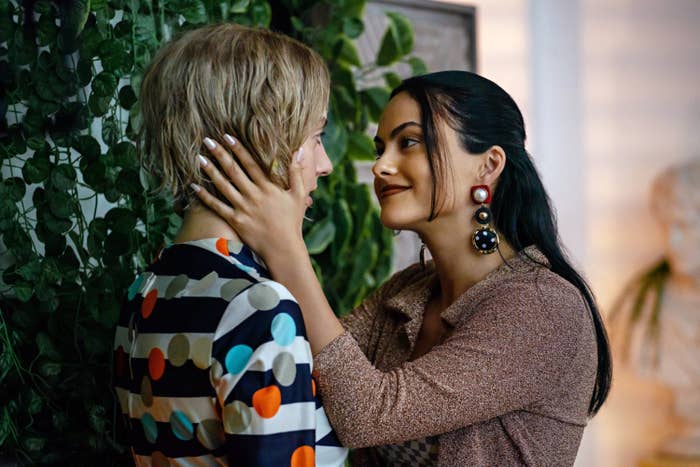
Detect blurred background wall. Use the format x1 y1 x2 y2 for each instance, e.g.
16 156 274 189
402 0 700 465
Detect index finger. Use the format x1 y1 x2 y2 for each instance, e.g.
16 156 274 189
223 134 268 186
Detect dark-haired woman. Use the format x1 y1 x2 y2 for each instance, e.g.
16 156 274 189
194 71 612 466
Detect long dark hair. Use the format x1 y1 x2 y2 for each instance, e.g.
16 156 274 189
392 71 611 416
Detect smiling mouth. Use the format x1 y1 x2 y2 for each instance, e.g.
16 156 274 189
380 186 410 199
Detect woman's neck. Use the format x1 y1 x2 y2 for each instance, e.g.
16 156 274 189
172 202 242 244
420 215 517 309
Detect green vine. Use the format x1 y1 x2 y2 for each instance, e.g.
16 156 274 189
0 0 425 463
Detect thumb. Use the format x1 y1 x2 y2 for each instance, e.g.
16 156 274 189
289 148 306 197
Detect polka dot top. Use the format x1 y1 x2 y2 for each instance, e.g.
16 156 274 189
113 238 348 466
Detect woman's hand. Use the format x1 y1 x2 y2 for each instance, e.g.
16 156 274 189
193 135 308 262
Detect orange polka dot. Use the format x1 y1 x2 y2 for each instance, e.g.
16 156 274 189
141 289 158 318
215 238 229 256
290 445 314 467
148 348 166 380
252 385 281 418
311 379 316 397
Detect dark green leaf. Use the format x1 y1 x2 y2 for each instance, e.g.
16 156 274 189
336 37 361 67
112 141 136 167
36 332 61 360
118 85 137 110
304 216 336 255
48 191 74 218
102 116 119 146
408 56 428 76
105 207 137 234
88 92 111 116
384 71 402 89
99 39 133 76
91 71 118 97
22 154 51 184
376 12 413 66
3 177 26 202
76 135 101 160
361 87 390 122
50 164 77 190
59 0 90 47
342 17 364 39
347 131 376 161
231 0 250 13
13 283 33 302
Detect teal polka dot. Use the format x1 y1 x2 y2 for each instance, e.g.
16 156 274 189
128 274 144 300
225 345 253 375
271 313 296 346
141 412 158 443
170 410 194 441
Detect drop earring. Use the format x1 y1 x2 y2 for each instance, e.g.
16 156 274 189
470 185 499 255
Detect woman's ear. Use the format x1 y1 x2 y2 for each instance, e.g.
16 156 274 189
477 145 507 184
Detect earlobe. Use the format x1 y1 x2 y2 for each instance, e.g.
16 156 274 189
478 145 507 184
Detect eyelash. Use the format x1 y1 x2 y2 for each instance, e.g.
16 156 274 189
374 136 420 158
315 131 326 143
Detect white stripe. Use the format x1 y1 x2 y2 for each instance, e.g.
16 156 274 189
214 281 297 340
231 401 317 436
134 453 226 466
216 337 311 400
316 445 349 467
116 387 218 423
113 328 214 356
135 274 255 299
315 406 333 442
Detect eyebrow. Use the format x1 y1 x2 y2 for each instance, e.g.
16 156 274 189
374 121 421 144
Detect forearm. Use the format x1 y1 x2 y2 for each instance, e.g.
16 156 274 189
265 238 344 355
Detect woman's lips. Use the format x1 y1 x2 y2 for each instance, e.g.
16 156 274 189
381 187 410 198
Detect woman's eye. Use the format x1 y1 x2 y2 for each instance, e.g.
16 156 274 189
374 147 384 158
401 137 419 149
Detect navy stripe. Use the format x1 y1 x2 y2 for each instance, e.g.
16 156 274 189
222 365 313 406
125 297 228 333
124 360 216 397
318 429 343 447
152 244 268 280
224 430 316 467
212 300 307 359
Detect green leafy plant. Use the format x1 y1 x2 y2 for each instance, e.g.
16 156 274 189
0 0 425 463
609 258 671 364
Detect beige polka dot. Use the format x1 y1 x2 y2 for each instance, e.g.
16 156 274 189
209 360 223 387
151 451 170 467
247 283 280 311
228 240 243 254
167 334 190 367
272 352 297 386
190 271 218 295
140 376 153 407
117 388 129 413
165 274 188 299
196 419 226 450
192 337 212 370
220 278 252 301
223 401 252 434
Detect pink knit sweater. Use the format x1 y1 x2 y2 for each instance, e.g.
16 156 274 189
313 247 598 466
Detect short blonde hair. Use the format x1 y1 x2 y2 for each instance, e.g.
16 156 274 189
138 23 330 208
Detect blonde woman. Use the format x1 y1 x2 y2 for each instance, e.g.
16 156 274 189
112 24 347 466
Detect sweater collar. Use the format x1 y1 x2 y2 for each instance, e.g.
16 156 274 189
384 246 549 344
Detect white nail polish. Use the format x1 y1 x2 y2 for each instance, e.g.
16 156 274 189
198 154 208 167
224 134 236 146
203 137 216 149
295 148 304 163
190 183 201 192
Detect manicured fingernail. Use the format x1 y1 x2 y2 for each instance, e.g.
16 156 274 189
295 148 304 163
224 134 236 146
197 154 208 167
203 137 216 149
190 183 201 193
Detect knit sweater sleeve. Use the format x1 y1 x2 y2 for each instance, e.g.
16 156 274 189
313 274 589 448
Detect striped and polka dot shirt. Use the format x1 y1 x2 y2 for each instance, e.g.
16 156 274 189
113 237 348 466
